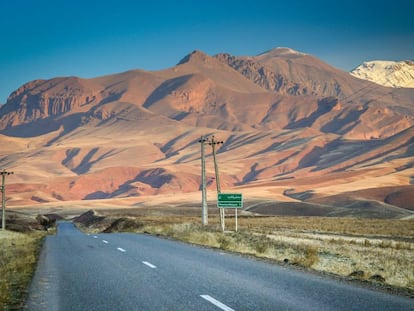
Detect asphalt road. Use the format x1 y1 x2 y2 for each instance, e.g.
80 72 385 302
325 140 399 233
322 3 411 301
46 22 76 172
25 222 413 310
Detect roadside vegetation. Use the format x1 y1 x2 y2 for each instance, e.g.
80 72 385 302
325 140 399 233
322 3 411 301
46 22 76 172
76 212 414 293
0 230 46 310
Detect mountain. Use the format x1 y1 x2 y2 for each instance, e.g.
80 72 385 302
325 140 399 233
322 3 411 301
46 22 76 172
215 47 378 98
1 48 414 218
350 60 414 88
214 48 414 139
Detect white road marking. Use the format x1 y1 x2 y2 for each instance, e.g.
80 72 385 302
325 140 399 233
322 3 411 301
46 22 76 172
142 261 157 269
102 240 109 244
93 236 98 239
117 247 126 252
200 295 235 311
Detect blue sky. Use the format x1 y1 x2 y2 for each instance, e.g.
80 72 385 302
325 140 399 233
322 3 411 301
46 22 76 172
0 0 413 104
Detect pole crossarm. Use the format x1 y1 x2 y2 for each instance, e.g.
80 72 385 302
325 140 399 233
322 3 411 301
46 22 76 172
1 169 14 231
0 170 14 177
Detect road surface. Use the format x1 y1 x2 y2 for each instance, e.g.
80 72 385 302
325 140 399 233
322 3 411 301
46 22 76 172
25 222 413 310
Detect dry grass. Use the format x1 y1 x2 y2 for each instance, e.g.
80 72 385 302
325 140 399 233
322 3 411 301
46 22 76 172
238 216 414 237
77 213 414 292
0 230 46 310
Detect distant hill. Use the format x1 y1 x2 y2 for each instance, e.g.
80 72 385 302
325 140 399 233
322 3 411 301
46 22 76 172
1 48 414 218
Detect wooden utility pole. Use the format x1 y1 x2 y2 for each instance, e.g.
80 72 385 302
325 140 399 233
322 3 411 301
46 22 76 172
199 135 224 229
210 136 223 193
1 169 14 231
199 136 208 226
209 136 224 230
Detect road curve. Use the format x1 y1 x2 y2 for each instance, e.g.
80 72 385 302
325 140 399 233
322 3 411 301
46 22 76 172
25 222 413 310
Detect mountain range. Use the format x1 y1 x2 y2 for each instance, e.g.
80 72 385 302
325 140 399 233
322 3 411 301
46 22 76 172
1 47 414 218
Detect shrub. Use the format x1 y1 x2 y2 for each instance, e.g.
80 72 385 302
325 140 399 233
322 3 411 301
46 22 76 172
349 270 365 279
293 245 319 268
255 241 269 254
217 235 231 250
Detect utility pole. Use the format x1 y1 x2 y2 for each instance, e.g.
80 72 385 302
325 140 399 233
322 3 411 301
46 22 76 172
208 136 224 231
209 136 223 194
199 136 208 226
1 169 14 231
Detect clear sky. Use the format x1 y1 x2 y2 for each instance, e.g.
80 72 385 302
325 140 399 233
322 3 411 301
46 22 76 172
0 0 413 104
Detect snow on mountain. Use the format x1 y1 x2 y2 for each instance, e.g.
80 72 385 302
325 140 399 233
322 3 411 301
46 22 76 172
257 47 307 57
350 60 414 88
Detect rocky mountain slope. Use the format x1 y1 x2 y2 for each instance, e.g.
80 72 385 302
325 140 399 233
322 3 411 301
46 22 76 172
1 48 414 218
350 60 414 88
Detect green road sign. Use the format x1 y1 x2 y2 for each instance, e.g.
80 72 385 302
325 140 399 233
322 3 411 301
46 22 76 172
217 193 243 208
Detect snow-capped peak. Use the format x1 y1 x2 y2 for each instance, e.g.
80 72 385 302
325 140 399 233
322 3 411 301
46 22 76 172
350 60 414 88
257 47 307 57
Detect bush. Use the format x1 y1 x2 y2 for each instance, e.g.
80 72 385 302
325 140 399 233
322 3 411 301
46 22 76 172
217 235 231 250
293 245 319 268
255 241 269 254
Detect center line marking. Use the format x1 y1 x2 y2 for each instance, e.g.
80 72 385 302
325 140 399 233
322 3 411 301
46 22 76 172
200 295 235 311
102 240 108 244
117 247 126 252
142 261 157 269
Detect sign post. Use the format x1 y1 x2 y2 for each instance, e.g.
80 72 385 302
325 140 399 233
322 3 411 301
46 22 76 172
217 193 243 232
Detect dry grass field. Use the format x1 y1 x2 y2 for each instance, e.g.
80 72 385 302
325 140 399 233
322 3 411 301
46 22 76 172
0 230 46 310
74 209 414 294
